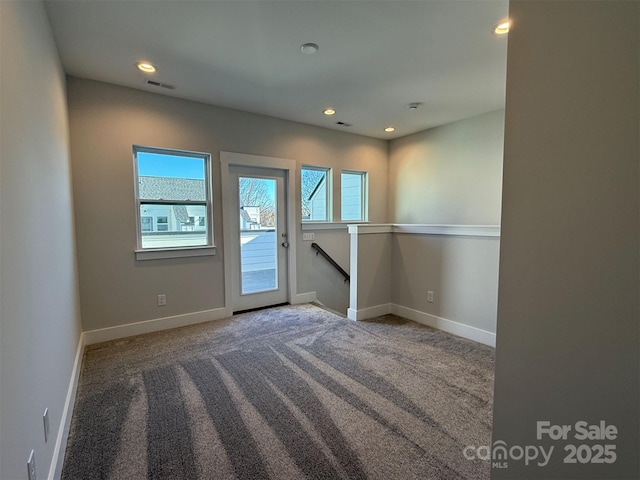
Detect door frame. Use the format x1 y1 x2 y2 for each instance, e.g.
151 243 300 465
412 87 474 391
221 152 299 315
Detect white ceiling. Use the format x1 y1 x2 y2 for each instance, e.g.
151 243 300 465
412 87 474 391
44 0 509 140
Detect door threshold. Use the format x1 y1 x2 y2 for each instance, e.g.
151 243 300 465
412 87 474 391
233 302 290 315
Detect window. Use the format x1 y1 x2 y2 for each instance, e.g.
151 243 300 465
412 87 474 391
156 216 169 231
140 216 153 232
301 166 331 221
341 170 367 221
133 146 212 251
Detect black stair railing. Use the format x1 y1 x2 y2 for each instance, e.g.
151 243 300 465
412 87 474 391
311 242 350 283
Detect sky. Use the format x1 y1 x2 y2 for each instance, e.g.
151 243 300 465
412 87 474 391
137 151 205 179
137 151 277 203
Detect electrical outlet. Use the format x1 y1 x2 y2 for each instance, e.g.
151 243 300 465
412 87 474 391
303 233 315 241
27 450 36 480
427 291 434 303
157 294 167 306
43 408 49 443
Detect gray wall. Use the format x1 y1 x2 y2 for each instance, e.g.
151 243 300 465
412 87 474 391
384 110 504 336
0 2 82 479
392 234 499 333
492 1 639 478
388 110 504 225
67 78 387 329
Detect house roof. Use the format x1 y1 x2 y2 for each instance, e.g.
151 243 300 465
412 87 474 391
240 206 255 224
139 176 205 202
307 175 326 202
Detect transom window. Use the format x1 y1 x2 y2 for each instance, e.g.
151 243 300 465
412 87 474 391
133 146 212 250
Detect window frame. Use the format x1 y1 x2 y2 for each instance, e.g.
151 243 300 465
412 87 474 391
301 165 332 223
340 169 368 222
133 145 215 260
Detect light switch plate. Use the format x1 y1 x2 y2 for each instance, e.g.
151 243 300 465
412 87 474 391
157 294 167 306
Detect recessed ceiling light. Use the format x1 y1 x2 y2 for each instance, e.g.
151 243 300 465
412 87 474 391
384 127 395 133
323 108 336 116
136 62 156 73
493 20 510 35
300 43 319 55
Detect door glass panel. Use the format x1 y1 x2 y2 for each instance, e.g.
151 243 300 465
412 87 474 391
239 176 277 294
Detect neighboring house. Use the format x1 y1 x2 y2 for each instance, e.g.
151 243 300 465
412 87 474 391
240 206 261 230
138 176 207 233
341 173 363 221
306 176 326 221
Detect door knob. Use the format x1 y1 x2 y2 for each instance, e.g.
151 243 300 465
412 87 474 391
281 242 289 248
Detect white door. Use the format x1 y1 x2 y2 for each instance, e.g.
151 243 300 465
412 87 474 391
229 165 288 312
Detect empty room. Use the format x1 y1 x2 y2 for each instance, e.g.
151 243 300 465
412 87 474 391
1 1 638 480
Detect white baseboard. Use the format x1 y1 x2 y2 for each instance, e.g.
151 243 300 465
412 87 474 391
83 307 229 345
391 304 496 347
291 291 317 304
347 303 393 321
50 331 85 480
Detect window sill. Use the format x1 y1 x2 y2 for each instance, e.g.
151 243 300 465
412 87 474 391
135 246 216 261
301 222 369 231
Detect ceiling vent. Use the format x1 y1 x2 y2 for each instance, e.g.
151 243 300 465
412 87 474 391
145 79 176 90
335 121 352 127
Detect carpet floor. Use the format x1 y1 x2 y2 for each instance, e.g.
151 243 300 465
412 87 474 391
61 303 494 480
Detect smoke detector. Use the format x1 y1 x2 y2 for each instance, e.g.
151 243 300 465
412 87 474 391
300 43 319 55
